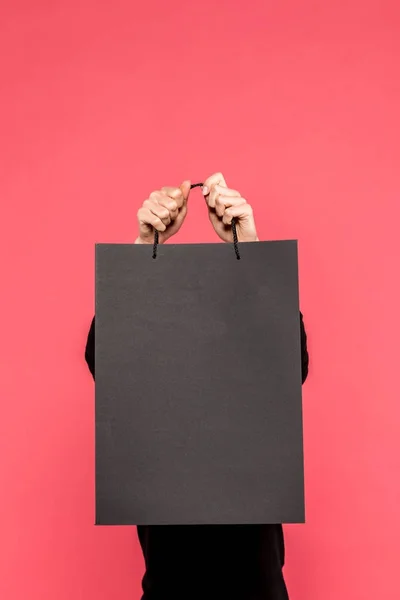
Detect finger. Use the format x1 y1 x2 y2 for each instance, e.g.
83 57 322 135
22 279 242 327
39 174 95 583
208 184 238 210
160 185 186 209
143 198 173 223
215 194 245 218
180 180 191 202
210 185 241 213
152 200 176 225
202 172 227 200
137 206 167 232
148 192 179 220
214 184 241 197
143 198 174 225
221 202 253 226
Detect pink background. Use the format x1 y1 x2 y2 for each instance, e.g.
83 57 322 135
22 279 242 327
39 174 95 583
1 1 399 598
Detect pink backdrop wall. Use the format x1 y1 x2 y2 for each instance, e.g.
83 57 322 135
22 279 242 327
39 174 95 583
1 1 399 598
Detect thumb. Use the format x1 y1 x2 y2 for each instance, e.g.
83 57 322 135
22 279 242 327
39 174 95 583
180 180 191 202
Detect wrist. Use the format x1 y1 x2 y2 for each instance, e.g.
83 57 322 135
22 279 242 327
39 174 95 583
135 236 153 245
231 235 259 243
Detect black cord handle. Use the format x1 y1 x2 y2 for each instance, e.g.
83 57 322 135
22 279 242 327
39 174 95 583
152 182 241 260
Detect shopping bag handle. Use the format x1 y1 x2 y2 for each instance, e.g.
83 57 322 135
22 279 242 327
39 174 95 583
152 183 241 260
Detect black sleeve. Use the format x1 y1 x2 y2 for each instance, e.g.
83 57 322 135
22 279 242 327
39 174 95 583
85 316 95 380
85 312 309 384
300 312 309 384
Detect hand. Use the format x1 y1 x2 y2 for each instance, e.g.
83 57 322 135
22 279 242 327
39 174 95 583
135 180 191 244
202 172 258 243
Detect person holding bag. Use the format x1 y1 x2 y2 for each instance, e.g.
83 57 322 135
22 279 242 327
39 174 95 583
85 172 309 600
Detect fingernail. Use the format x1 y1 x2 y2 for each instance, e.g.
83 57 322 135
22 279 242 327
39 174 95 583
202 186 209 195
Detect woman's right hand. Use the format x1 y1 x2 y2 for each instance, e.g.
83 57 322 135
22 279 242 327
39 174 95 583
135 180 191 245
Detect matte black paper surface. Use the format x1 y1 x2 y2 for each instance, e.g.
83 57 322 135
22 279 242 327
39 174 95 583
95 241 304 525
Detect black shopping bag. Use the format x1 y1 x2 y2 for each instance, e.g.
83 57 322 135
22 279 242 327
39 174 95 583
95 240 304 525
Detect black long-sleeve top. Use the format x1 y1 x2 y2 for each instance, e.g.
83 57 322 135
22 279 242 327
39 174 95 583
85 313 309 599
85 313 309 383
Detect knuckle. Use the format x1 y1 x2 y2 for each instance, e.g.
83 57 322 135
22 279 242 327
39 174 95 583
137 207 148 219
164 188 179 200
155 218 166 231
167 200 178 211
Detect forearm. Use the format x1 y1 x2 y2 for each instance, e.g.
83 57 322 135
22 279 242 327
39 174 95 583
300 312 309 384
85 316 95 379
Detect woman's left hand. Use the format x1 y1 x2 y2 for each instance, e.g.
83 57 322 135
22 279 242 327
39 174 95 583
202 172 258 243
